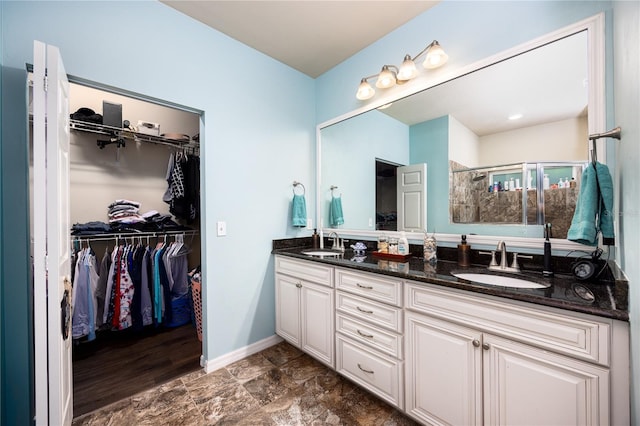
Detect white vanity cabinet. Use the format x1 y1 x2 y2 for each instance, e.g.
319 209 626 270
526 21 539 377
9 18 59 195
274 255 334 367
404 282 627 426
334 268 404 409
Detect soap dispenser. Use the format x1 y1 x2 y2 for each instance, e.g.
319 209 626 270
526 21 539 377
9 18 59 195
458 235 471 267
311 229 320 248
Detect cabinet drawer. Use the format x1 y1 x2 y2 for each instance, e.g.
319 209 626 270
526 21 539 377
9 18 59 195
335 268 402 306
336 312 402 359
336 335 403 409
275 255 333 287
405 282 610 365
336 291 402 333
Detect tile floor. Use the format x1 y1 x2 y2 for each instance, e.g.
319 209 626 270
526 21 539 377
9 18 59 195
73 341 418 425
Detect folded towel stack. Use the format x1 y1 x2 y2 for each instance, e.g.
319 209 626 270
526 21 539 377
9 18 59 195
567 162 615 246
329 196 344 227
292 194 307 227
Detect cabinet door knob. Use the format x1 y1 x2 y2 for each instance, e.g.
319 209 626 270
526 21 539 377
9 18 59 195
472 339 480 347
358 363 374 374
295 282 302 288
356 306 374 314
356 283 373 289
482 342 490 350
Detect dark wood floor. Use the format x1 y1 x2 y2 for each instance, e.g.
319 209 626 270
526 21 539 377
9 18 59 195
72 324 202 417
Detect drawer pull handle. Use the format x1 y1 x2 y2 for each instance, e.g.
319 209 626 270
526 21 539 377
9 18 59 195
296 282 302 288
356 306 374 314
358 363 374 374
482 342 490 351
357 329 374 338
356 283 373 289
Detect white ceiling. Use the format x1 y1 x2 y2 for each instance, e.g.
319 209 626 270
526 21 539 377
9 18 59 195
160 1 439 78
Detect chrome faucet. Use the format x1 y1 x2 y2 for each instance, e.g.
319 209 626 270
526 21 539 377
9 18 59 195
328 231 344 252
497 241 508 269
481 240 532 273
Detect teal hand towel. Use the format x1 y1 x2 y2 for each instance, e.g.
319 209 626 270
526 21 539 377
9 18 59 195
291 194 307 227
567 162 614 246
329 196 344 227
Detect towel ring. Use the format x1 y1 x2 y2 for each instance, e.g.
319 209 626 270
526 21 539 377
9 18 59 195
293 181 305 196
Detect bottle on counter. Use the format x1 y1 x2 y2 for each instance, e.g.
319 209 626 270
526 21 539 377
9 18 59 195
570 177 577 189
543 174 550 190
457 234 471 267
388 237 399 254
312 229 320 248
398 232 409 255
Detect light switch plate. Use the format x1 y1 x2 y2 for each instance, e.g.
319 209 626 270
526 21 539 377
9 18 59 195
217 221 227 236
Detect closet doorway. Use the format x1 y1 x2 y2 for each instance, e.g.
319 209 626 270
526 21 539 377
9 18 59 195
31 71 206 418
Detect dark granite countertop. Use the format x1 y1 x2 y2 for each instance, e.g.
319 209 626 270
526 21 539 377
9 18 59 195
272 239 628 322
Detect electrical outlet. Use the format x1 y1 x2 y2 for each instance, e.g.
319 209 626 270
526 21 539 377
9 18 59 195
217 221 227 236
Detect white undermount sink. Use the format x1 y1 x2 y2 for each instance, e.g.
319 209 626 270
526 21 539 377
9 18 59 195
452 272 550 289
302 249 342 257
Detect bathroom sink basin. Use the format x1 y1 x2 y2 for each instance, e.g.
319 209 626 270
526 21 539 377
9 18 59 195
302 249 343 257
452 272 550 289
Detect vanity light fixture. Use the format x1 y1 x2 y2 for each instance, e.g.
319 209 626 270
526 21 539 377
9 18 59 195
356 40 448 100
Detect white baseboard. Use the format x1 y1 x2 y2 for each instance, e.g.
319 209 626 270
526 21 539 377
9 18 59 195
201 334 283 373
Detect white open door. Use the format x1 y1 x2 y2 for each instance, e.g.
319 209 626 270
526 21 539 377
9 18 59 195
33 40 73 426
397 163 427 232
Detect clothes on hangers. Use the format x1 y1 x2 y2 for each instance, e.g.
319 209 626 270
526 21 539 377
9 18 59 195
164 152 200 222
95 247 112 327
72 247 99 341
98 237 192 331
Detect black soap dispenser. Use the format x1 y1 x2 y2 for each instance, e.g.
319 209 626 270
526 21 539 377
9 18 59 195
458 235 471 267
543 223 554 277
312 229 320 248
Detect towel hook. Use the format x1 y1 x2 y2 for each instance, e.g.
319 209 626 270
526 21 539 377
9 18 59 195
588 126 621 165
292 181 305 196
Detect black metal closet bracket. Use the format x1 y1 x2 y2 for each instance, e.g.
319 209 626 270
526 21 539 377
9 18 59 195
97 138 126 149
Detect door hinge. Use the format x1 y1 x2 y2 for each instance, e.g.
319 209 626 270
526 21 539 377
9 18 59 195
44 255 49 272
43 76 48 92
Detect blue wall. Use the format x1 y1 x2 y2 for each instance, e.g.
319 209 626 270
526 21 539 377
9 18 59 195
321 111 409 229
0 1 315 423
409 116 449 234
613 1 640 421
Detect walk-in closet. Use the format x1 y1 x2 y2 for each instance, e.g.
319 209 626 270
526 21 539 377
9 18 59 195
66 83 203 417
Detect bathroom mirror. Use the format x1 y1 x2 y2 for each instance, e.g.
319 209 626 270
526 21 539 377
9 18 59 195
318 15 604 247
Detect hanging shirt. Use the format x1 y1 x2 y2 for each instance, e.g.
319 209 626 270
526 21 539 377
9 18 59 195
72 248 99 340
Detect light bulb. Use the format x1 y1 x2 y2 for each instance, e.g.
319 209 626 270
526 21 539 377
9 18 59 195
423 41 449 69
397 55 418 81
356 79 375 100
376 66 397 89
